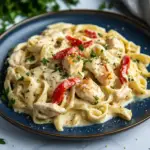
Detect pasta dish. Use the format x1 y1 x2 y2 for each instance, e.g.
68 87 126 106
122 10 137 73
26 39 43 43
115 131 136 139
4 23 150 131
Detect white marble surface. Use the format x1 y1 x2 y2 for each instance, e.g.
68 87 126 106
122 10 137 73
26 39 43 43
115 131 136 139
0 0 150 149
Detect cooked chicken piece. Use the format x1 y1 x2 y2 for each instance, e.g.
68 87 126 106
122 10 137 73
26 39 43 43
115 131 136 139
85 57 115 85
114 85 132 102
62 54 84 77
9 50 25 67
82 44 105 58
76 78 104 104
33 102 66 118
100 50 122 69
27 36 51 53
43 68 64 96
106 37 125 50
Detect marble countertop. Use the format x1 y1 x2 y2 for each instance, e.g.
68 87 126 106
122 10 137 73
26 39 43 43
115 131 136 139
0 0 150 149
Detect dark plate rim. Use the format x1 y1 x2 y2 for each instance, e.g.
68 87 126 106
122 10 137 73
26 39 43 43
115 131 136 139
0 10 150 139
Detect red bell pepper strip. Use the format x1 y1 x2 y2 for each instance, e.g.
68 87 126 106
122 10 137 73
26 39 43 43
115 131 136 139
53 47 78 60
119 56 130 84
66 35 82 46
66 36 93 48
52 78 81 104
84 29 97 38
83 40 93 48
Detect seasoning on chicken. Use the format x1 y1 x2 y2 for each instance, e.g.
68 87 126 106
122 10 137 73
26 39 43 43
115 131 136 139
85 57 115 86
76 78 104 104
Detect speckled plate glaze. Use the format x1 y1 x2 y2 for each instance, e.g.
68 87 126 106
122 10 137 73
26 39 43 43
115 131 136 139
0 10 150 140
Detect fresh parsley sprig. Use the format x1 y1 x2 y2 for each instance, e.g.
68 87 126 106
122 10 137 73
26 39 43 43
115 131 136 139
0 0 80 34
0 138 6 144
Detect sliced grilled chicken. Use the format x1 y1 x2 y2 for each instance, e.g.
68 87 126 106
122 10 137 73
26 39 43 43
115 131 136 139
106 37 125 50
85 57 115 86
62 54 84 77
33 102 66 118
76 78 104 104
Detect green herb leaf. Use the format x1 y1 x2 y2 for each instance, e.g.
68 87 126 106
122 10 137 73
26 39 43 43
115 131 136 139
90 50 97 58
53 64 62 72
93 96 99 104
99 1 106 10
51 3 60 12
26 56 35 62
101 49 104 53
0 138 6 144
128 75 134 82
83 59 92 65
0 0 80 34
104 44 108 50
1 88 9 102
78 44 84 51
18 76 24 81
41 58 49 65
98 33 103 37
133 59 140 63
1 95 6 102
8 99 15 108
5 88 9 96
26 72 30 76
61 72 69 79
78 71 83 77
73 59 78 63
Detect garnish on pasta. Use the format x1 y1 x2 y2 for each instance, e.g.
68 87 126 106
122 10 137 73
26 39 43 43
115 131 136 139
4 23 150 131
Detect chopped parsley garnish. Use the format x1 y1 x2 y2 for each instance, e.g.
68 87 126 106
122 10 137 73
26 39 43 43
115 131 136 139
41 58 49 65
73 59 78 63
117 53 122 58
78 44 84 51
61 72 69 79
18 76 24 81
101 49 104 53
26 56 35 62
53 64 62 72
26 72 30 76
90 50 97 58
104 44 108 50
1 95 6 102
8 99 15 108
99 1 106 10
37 79 40 83
128 75 134 82
78 72 83 77
83 59 92 65
55 40 62 48
53 64 69 79
94 96 99 104
94 96 99 100
98 33 103 37
0 138 6 144
111 86 115 89
1 88 9 102
72 55 81 63
77 55 81 60
4 88 9 96
133 59 140 63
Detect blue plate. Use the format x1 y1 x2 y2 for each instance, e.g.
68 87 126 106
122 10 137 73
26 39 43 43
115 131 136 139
0 10 150 140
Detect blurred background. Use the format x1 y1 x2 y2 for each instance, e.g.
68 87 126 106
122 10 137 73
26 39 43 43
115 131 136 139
0 0 149 35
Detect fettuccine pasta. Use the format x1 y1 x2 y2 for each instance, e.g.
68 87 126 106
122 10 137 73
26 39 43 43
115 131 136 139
4 23 150 131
